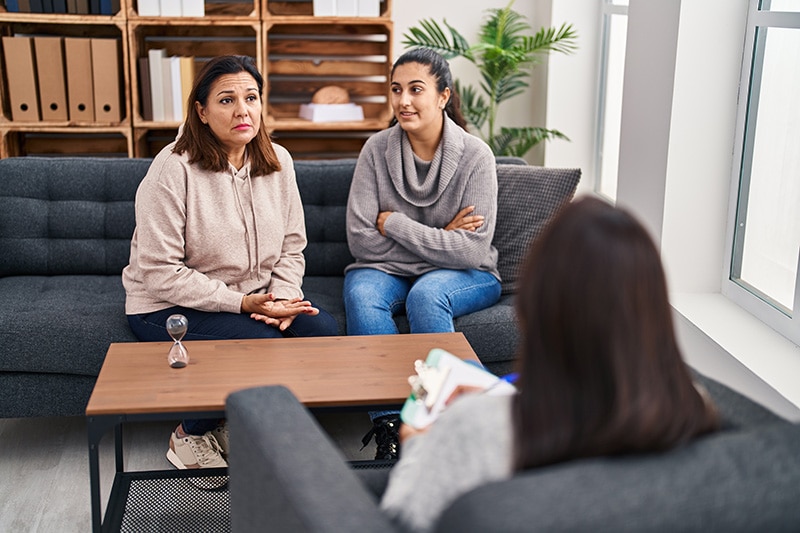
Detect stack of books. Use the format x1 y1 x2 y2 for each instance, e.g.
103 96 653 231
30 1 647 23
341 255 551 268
139 50 196 122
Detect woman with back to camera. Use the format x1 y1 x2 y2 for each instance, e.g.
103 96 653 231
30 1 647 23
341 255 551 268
123 55 338 471
344 48 502 459
378 196 720 533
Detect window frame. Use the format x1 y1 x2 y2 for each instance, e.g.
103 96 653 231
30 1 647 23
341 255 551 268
723 1 800 346
594 0 628 200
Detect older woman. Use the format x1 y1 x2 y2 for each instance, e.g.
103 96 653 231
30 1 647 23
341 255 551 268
123 55 337 471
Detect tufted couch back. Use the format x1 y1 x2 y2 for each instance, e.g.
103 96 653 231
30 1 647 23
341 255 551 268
0 157 151 277
0 156 357 279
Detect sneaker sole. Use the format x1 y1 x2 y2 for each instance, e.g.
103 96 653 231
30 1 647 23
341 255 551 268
166 450 228 490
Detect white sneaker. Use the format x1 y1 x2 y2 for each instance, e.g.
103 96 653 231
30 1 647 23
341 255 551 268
209 423 230 459
166 428 228 470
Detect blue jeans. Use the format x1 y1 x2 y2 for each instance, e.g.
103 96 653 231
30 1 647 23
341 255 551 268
343 268 501 335
343 268 501 421
128 304 339 434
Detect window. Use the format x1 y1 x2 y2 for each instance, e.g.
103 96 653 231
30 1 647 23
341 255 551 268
726 1 800 345
595 0 628 200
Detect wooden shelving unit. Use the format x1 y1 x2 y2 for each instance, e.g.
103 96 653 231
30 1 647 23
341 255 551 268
0 0 392 158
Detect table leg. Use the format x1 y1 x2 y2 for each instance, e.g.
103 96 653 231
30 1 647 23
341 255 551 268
87 415 124 533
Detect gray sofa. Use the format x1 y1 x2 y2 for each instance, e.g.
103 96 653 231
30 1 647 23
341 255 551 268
226 375 800 532
0 156 580 418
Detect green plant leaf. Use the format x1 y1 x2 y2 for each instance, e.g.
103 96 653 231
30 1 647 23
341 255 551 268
492 127 570 157
401 19 472 61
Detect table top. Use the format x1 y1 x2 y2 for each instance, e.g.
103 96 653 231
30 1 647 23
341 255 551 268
85 332 479 416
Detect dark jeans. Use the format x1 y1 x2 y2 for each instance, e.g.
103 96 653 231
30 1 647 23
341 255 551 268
128 304 339 434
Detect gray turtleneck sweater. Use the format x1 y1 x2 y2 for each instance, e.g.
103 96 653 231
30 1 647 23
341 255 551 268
345 116 500 279
123 141 307 315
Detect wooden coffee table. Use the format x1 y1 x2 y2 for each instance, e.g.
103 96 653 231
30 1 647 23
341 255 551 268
86 332 479 532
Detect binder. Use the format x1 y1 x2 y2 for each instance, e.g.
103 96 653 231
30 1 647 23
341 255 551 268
33 37 69 121
29 0 43 12
99 0 111 14
6 0 20 12
18 0 32 12
51 0 67 12
64 37 95 122
66 0 77 13
148 48 167 121
75 0 89 13
2 36 40 121
90 38 122 122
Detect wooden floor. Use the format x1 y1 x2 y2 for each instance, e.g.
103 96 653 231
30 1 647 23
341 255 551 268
0 412 374 532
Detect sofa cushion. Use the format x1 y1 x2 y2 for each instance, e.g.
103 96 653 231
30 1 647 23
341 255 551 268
0 157 151 276
437 420 800 532
0 275 135 376
492 165 581 294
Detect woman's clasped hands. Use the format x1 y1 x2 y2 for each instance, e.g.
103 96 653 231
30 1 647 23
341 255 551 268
243 292 320 331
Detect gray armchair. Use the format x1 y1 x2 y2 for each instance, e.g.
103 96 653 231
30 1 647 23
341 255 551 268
226 377 800 532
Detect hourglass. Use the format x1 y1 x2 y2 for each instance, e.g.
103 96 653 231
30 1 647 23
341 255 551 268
166 314 189 368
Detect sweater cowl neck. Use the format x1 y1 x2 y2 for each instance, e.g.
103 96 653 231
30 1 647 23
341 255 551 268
385 115 465 207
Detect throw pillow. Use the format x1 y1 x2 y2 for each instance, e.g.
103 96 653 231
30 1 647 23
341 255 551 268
492 164 581 294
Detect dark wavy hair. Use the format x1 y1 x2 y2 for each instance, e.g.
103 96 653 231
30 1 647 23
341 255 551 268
174 55 280 175
389 47 467 130
513 196 719 470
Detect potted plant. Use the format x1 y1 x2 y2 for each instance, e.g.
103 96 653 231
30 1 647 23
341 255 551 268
402 0 578 157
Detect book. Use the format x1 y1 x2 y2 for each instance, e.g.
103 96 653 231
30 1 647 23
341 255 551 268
357 0 379 16
180 0 203 17
138 56 152 121
179 56 195 118
137 0 159 15
168 55 182 121
399 348 516 429
313 0 335 16
159 0 181 16
337 0 357 16
147 48 167 121
6 0 20 12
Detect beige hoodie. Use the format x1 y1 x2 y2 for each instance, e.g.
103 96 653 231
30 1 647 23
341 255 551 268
123 141 307 315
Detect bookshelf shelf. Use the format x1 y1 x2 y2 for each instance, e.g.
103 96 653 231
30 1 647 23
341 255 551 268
0 0 392 158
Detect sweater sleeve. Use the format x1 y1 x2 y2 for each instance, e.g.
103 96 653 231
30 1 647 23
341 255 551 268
384 157 498 270
380 394 514 533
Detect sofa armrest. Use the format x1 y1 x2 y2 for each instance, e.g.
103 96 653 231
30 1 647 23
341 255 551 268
226 385 397 533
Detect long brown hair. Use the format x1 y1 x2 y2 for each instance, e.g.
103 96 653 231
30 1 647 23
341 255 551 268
513 196 718 470
174 55 280 176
